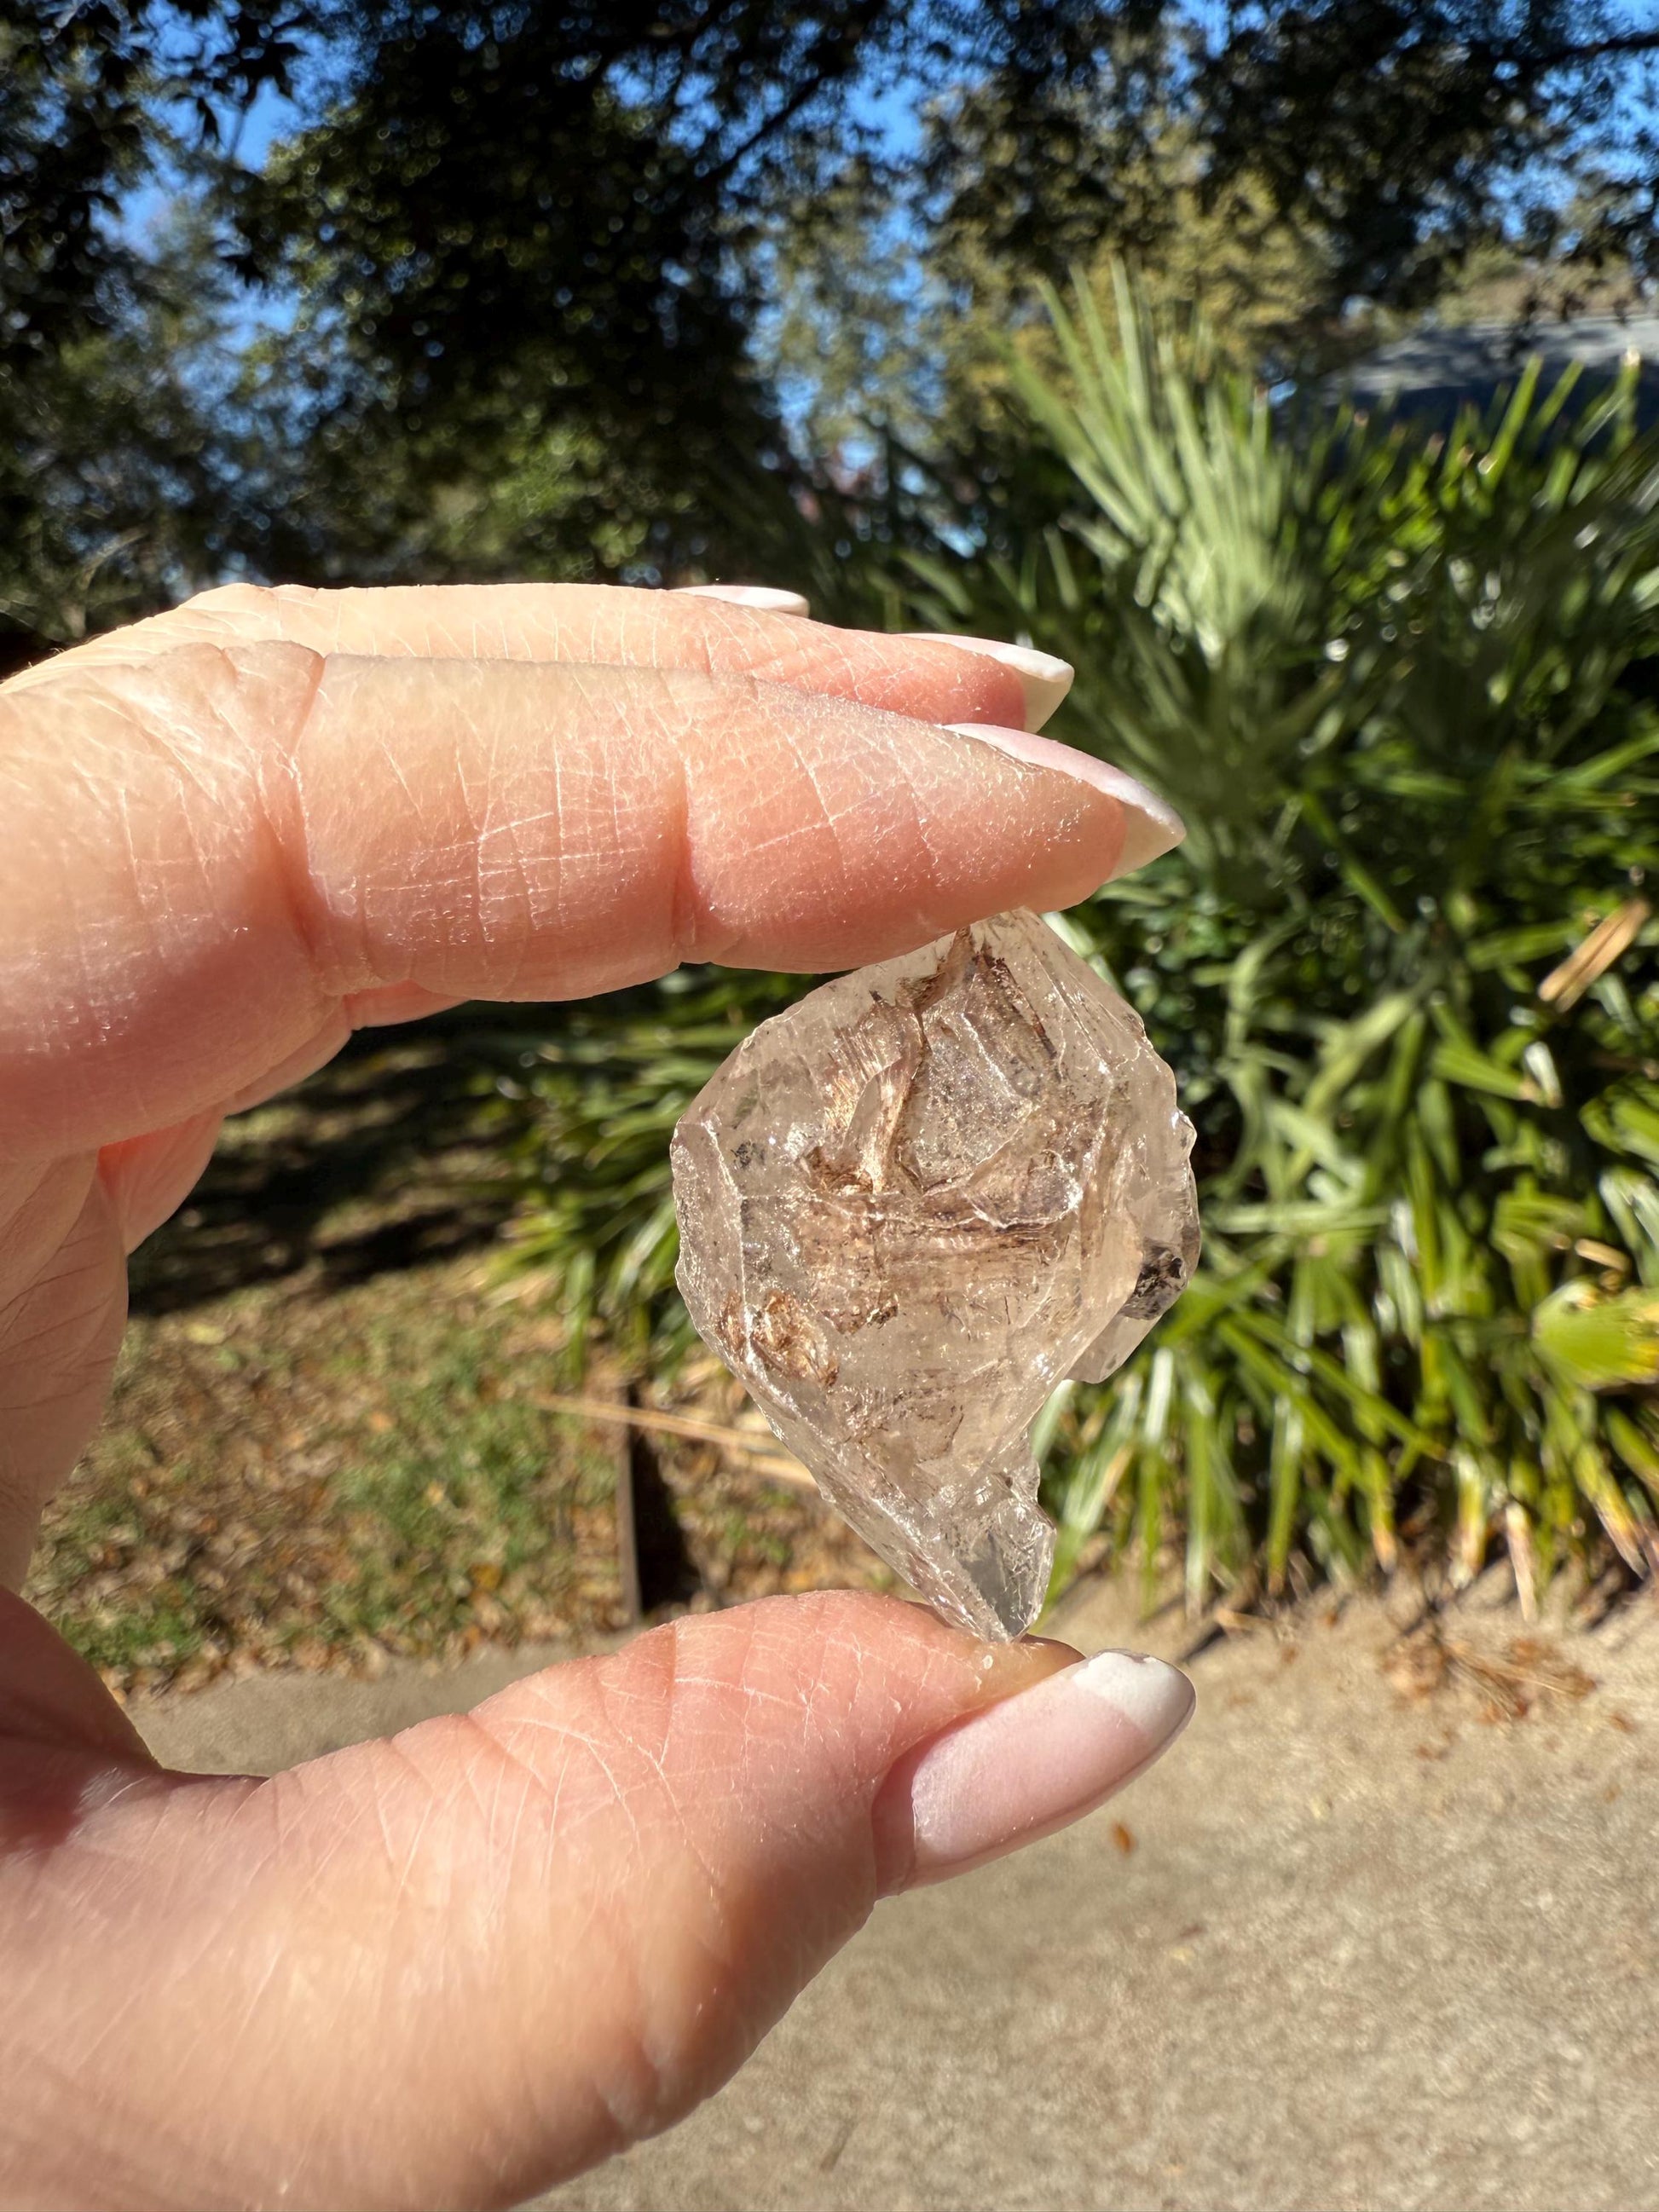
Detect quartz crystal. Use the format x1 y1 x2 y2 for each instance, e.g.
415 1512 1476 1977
671 909 1199 1641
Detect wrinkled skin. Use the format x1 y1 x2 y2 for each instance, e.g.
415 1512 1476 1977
0 585 1140 2209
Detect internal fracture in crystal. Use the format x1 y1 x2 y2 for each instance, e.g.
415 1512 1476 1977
671 909 1199 1640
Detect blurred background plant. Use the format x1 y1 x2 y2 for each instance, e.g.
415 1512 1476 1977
496 276 1659 1617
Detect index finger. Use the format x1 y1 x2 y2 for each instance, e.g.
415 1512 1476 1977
13 580 1070 733
0 640 1182 1156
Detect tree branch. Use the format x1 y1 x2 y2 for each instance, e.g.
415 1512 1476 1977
1500 26 1659 75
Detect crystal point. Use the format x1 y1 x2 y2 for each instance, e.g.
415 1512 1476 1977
671 910 1199 1640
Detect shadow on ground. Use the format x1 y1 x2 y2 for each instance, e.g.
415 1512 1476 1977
127 1006 558 1314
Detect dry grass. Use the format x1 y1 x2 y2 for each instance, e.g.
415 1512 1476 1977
23 1021 890 1699
1383 1616 1598 1724
26 1254 893 1699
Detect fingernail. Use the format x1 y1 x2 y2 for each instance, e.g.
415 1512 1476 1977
944 724 1186 875
674 583 812 616
876 1650 1194 1891
899 632 1074 730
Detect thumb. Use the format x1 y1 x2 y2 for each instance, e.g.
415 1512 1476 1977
7 1593 1192 2210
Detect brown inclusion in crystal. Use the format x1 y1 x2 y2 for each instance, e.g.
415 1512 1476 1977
672 910 1199 1639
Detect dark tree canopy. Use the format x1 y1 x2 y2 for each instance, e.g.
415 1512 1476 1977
0 1 306 369
5 0 1659 627
11 3 1659 357
1194 3 1659 311
224 2 1193 552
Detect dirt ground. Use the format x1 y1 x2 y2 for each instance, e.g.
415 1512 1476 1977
24 1019 891 1695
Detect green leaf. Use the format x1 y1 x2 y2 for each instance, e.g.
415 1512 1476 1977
1533 1281 1659 1391
1429 1042 1537 1102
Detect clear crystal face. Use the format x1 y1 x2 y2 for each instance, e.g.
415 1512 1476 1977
671 909 1199 1640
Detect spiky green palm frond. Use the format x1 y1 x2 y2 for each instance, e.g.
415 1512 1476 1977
497 273 1659 1613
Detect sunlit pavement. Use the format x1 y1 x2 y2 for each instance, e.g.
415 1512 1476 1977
136 1581 1659 2212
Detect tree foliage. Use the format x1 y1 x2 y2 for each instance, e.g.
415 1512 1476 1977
0 0 303 373
8 0 1659 618
1194 3 1659 315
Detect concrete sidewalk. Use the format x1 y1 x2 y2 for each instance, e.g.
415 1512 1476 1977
135 1585 1659 2212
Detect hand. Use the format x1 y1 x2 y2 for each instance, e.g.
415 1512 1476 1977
0 582 1193 2209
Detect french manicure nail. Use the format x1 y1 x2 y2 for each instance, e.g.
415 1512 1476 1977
879 1650 1194 1891
900 632 1074 731
674 583 812 615
944 722 1186 876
